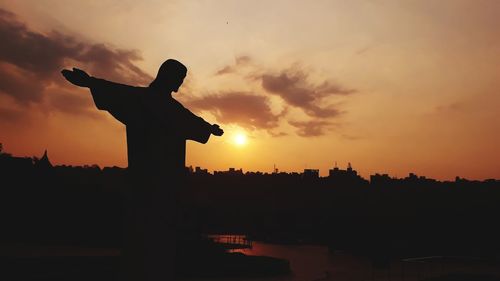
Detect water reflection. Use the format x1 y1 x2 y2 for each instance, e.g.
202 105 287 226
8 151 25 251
233 242 370 281
200 240 500 281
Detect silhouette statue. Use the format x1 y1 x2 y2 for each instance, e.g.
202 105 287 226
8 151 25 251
62 59 223 281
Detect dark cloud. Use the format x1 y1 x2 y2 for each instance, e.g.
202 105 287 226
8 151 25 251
0 13 81 81
254 67 355 136
212 57 355 137
186 92 282 130
259 68 353 118
0 8 151 116
288 120 333 137
303 104 341 118
76 44 151 86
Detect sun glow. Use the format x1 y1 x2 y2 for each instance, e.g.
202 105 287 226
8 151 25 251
233 133 247 146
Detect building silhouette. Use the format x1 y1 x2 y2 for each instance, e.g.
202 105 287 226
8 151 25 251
327 162 366 186
34 149 53 169
303 169 319 179
214 168 244 176
194 166 209 175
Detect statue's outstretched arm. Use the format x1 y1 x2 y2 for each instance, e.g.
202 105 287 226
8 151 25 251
61 67 141 124
61 68 91 88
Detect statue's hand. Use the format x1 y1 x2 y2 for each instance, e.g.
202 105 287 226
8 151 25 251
61 68 91 87
211 124 224 136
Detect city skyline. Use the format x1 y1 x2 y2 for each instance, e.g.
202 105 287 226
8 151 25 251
2 145 497 182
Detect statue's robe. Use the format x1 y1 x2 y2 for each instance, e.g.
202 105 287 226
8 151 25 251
90 77 212 176
89 77 212 281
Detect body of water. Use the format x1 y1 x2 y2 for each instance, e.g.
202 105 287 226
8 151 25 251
209 241 500 281
6 240 499 281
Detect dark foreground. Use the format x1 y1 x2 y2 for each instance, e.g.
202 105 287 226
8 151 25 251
2 248 290 281
3 244 500 281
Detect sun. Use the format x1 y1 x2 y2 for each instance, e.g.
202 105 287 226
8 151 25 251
233 133 247 146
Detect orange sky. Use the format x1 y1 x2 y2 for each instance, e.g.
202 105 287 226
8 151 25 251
0 1 499 180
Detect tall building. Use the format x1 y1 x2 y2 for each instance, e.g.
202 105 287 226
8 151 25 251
370 173 392 185
214 168 244 176
194 166 209 175
329 162 357 178
327 162 366 186
303 169 319 179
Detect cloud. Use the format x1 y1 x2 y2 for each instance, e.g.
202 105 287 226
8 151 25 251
47 89 102 119
215 55 252 75
0 11 80 82
235 55 251 65
288 120 333 137
76 44 151 86
255 67 355 136
186 92 282 130
259 68 354 118
0 8 151 119
0 106 24 123
211 57 356 137
215 65 234 76
268 131 288 137
0 62 45 104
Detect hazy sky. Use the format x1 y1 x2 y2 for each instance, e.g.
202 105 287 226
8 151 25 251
1 0 499 180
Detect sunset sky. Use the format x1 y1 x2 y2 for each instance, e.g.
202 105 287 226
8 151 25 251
1 0 499 180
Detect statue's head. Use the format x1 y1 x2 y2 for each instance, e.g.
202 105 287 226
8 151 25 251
150 59 187 93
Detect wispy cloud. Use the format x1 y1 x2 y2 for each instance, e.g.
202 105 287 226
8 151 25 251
187 91 283 131
213 58 355 136
214 55 252 75
259 68 354 118
0 8 151 120
288 120 334 137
